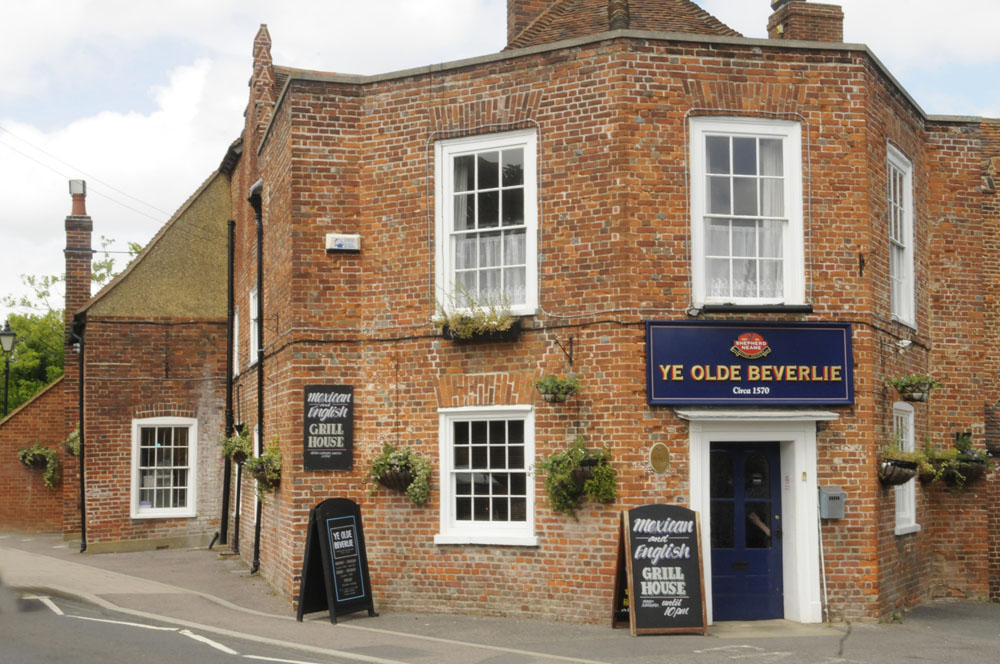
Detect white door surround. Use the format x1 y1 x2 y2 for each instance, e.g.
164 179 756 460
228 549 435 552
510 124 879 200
678 409 838 624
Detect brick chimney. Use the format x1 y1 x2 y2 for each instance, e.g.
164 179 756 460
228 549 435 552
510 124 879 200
768 0 844 42
507 0 552 46
64 180 92 340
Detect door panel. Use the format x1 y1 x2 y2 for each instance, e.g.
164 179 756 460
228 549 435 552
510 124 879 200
710 443 783 621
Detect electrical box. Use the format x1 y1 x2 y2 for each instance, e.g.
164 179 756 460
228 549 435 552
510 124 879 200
818 486 845 520
326 233 361 253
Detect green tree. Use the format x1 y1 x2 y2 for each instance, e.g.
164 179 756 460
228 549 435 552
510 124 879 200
2 236 140 413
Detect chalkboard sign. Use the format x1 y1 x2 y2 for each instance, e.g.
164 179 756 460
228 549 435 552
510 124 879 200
303 385 354 471
296 498 377 624
616 505 707 636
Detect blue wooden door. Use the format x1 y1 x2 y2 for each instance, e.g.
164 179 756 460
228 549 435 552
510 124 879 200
710 443 783 621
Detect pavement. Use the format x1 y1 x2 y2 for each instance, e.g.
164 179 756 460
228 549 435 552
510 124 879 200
2 530 1000 663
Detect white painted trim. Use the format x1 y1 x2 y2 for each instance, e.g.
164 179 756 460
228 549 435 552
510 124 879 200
434 129 538 317
689 116 805 307
687 413 832 624
130 416 198 519
435 405 536 546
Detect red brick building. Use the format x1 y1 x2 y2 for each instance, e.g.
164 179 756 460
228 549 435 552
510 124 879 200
223 0 1000 625
0 172 231 552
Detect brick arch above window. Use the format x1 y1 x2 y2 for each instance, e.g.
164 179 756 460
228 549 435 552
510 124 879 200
436 372 536 409
131 404 197 420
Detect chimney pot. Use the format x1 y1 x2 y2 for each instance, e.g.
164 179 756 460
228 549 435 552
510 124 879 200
69 179 87 216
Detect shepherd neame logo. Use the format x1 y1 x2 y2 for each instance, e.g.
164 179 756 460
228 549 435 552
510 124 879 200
730 332 771 360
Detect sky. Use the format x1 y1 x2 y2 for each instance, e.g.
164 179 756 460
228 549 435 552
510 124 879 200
1 0 998 325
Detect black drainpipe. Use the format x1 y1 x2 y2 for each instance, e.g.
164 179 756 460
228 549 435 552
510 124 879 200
220 219 236 546
249 178 264 575
71 315 87 553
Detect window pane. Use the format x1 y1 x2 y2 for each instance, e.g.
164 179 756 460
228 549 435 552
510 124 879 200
454 446 469 468
157 427 171 447
502 189 524 226
174 447 188 467
492 497 509 521
508 420 523 445
454 155 475 191
172 469 187 489
477 151 499 189
733 178 758 216
454 193 474 231
481 269 502 298
504 230 525 265
759 220 783 258
711 502 734 548
760 179 784 217
457 497 472 520
733 137 757 175
173 489 187 508
706 219 729 255
733 259 757 297
707 259 730 297
479 232 501 267
502 149 524 186
508 445 525 469
745 502 771 549
510 498 527 521
473 497 490 521
759 139 783 176
708 176 731 215
489 445 506 469
760 261 783 298
455 234 476 270
472 445 488 468
141 428 155 447
745 453 770 499
456 473 472 495
710 451 734 499
504 268 526 305
174 427 188 447
706 136 729 174
732 220 757 257
510 472 526 495
478 191 499 228
471 421 487 445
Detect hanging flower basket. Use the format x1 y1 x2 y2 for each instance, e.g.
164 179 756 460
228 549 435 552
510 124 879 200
878 459 918 486
377 469 415 493
886 374 941 403
941 461 988 488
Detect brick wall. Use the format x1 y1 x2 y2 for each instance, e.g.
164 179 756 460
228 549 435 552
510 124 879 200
80 317 227 548
226 31 997 623
0 379 68 532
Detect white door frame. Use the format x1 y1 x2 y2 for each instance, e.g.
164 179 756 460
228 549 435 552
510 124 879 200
678 409 837 624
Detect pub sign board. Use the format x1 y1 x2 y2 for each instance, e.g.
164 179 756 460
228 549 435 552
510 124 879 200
303 385 354 470
645 321 854 406
617 504 707 636
296 498 377 624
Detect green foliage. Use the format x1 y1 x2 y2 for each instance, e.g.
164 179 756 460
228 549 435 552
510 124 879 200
17 443 61 489
248 438 282 500
886 373 941 399
919 434 990 489
537 436 617 519
218 427 252 463
368 443 433 506
433 287 516 340
2 310 65 413
63 424 80 457
535 374 581 402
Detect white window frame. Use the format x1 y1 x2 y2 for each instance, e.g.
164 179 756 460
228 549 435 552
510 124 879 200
689 117 804 307
892 402 920 536
435 405 537 546
232 307 240 377
249 288 259 366
887 144 915 327
130 416 198 519
434 129 538 317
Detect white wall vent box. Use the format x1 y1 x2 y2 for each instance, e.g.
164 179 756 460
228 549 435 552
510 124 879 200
326 233 361 253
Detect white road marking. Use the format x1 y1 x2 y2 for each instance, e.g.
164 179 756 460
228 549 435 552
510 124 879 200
69 615 180 631
180 629 240 655
243 656 327 664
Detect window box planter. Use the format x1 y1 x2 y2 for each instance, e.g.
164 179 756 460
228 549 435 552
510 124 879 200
878 459 918 486
918 434 991 490
440 317 522 343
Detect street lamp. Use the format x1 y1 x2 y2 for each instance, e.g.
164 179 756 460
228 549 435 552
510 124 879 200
1 319 15 417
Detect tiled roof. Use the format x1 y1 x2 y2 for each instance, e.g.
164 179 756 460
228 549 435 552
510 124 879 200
508 0 741 50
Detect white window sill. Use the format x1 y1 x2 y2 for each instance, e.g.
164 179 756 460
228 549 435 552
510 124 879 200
890 315 917 331
434 533 538 547
895 523 921 536
132 509 197 520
